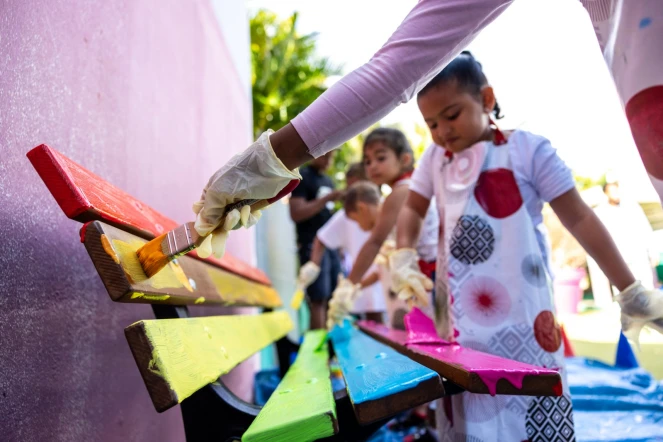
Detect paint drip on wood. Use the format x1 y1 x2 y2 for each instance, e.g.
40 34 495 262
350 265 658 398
403 307 558 396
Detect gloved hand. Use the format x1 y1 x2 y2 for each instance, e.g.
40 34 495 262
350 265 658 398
195 206 262 259
389 248 433 307
616 281 663 345
326 276 360 330
298 261 321 289
374 239 396 267
192 130 301 258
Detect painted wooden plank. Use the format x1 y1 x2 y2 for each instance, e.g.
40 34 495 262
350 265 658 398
82 221 282 307
125 311 292 412
26 143 271 285
243 330 337 442
357 308 563 397
330 321 445 425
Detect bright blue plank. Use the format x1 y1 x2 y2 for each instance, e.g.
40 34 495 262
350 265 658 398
329 320 440 405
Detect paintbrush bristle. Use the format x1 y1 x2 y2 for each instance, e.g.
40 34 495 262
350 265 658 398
137 232 171 278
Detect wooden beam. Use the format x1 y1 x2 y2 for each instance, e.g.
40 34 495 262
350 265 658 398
358 319 563 397
26 143 271 285
82 221 282 307
243 330 337 442
125 311 292 412
330 322 444 425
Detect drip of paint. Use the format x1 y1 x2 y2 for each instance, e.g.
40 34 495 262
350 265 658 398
79 223 90 243
194 297 205 304
404 307 456 346
170 259 194 292
100 234 120 264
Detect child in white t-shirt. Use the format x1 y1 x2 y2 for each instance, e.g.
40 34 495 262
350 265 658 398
297 163 386 323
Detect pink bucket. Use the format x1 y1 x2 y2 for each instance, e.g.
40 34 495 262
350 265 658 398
553 268 586 315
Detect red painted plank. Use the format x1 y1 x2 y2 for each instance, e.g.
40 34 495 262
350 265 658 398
27 144 271 285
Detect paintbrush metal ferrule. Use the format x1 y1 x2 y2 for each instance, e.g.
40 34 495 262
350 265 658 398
165 222 201 258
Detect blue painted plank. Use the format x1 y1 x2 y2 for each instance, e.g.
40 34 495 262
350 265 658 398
329 320 444 423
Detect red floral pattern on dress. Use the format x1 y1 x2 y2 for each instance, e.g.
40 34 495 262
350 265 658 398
533 311 562 352
474 168 523 219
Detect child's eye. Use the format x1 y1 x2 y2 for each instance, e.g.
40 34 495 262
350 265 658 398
377 156 387 162
446 111 461 121
428 123 437 130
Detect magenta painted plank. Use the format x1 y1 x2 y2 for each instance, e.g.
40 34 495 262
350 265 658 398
358 308 562 396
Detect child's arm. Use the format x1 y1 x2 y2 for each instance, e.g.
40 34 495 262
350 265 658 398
550 188 635 290
360 271 380 289
347 185 410 284
310 237 326 266
397 191 430 249
297 237 328 290
290 191 343 223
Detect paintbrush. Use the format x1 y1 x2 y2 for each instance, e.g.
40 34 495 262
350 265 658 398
137 179 300 277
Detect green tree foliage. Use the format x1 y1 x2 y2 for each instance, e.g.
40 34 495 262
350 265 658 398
251 10 339 136
250 9 363 187
250 10 432 188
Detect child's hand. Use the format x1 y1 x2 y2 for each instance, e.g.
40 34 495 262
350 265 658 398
389 248 433 307
374 239 396 267
298 261 321 289
326 276 360 330
617 281 663 345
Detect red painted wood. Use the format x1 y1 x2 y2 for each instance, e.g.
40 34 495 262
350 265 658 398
27 144 271 285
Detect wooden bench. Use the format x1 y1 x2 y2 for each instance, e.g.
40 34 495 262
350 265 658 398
27 143 564 441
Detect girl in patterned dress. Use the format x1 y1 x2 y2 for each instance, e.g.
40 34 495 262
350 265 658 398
391 52 656 442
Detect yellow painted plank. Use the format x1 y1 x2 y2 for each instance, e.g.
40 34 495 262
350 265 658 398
84 221 282 307
125 311 293 412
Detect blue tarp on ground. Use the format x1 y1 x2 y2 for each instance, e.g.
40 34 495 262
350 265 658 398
567 357 663 442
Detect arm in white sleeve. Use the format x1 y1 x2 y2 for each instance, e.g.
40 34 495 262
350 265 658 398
291 0 514 157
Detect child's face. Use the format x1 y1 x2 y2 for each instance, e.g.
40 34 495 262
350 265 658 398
347 201 378 231
418 81 495 153
363 142 403 186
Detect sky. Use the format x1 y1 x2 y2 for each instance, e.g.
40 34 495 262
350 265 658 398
246 0 658 201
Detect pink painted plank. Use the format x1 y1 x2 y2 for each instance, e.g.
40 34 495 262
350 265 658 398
358 309 562 397
27 144 271 285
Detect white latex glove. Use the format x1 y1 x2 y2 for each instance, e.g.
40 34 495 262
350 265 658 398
389 248 433 307
298 261 321 289
616 281 663 345
374 239 396 267
192 130 301 258
326 276 360 330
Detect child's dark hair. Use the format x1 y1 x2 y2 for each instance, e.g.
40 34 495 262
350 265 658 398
363 127 414 171
418 51 503 119
345 162 366 181
344 181 380 213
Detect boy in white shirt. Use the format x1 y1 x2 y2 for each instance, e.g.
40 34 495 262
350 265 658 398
297 164 387 323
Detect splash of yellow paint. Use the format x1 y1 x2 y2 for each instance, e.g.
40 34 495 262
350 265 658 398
206 268 281 307
194 297 205 304
131 292 171 301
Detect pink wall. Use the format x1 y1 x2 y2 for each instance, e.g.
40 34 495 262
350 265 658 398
0 0 256 440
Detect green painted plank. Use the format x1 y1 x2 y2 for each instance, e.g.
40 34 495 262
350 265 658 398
243 330 337 442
